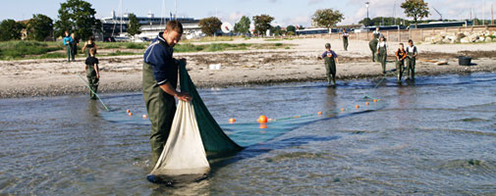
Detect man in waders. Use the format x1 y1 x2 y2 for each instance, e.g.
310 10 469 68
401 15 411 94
406 39 418 80
320 43 339 86
84 48 99 99
143 21 192 165
368 33 378 62
395 43 407 83
376 35 388 74
342 28 349 51
63 31 74 62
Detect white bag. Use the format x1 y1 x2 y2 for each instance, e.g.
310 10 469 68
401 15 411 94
149 100 210 176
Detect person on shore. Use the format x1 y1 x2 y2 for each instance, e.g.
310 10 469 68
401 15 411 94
82 36 97 57
71 33 79 59
84 48 99 99
143 20 192 165
368 33 378 62
395 43 407 82
406 39 418 80
342 28 349 51
376 35 388 74
320 43 339 86
63 31 74 62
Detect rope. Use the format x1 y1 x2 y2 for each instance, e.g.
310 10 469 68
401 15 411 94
76 74 110 111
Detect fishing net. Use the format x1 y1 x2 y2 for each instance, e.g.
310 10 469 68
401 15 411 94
178 63 244 152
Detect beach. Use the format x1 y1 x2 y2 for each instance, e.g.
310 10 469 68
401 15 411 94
1 38 495 98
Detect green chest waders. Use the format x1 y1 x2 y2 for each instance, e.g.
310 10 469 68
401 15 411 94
343 37 349 51
378 45 387 74
66 44 73 62
369 39 378 62
86 65 99 99
325 56 337 85
142 62 177 165
396 56 405 82
406 52 416 80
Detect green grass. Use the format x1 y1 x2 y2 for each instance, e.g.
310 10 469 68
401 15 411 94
0 40 62 60
39 52 67 59
183 36 236 43
106 50 138 56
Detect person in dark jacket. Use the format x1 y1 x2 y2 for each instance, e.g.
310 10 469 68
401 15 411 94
84 48 99 99
142 20 192 165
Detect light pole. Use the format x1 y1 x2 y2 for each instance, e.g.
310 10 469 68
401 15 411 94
366 2 370 19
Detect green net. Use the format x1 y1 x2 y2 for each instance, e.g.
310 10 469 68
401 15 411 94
179 64 244 152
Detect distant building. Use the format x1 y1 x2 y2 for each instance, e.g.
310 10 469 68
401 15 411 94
99 10 201 41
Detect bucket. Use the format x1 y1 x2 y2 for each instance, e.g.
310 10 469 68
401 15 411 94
458 56 472 66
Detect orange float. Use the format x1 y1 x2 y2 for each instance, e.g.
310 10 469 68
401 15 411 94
373 99 378 102
258 115 268 123
366 102 370 106
128 112 133 116
229 118 236 123
355 105 360 109
142 114 148 118
317 111 323 115
126 109 131 113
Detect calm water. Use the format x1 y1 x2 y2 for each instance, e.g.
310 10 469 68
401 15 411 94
1 73 496 195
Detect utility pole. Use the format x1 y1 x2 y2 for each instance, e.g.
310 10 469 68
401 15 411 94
120 0 123 35
492 4 494 25
366 2 370 19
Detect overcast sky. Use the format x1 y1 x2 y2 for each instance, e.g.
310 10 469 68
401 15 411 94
1 0 494 26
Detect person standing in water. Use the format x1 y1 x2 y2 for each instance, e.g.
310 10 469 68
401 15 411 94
84 48 99 99
82 36 97 57
405 39 418 80
395 43 407 82
342 28 349 51
143 21 192 165
320 43 340 86
376 35 388 74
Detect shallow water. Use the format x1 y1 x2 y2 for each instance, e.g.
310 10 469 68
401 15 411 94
1 73 496 195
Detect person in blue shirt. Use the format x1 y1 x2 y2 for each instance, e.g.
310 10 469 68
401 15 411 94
320 43 340 86
142 20 192 165
62 31 74 62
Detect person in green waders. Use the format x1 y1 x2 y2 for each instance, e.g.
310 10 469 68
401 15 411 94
395 43 407 82
342 28 349 51
82 36 97 57
405 39 418 80
320 43 340 86
376 35 388 74
84 48 99 99
63 31 74 62
143 21 192 165
70 33 79 59
368 33 378 62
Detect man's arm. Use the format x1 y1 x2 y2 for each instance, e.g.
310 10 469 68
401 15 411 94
159 82 191 102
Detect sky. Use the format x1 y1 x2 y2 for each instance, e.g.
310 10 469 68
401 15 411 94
1 0 495 27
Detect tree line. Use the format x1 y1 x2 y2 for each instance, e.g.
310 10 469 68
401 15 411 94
0 0 431 41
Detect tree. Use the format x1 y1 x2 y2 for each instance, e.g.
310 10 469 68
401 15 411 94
127 13 141 37
312 8 344 29
286 25 296 34
401 0 430 29
54 0 102 40
199 17 222 36
234 16 251 35
272 26 284 36
0 19 24 41
253 14 274 36
360 17 373 26
27 14 53 41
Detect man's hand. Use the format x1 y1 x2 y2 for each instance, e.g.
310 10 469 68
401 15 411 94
175 92 192 102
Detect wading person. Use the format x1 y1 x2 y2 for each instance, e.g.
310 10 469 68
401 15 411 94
84 48 99 99
406 40 418 80
71 33 79 59
82 36 97 57
368 33 378 62
395 43 407 82
63 31 74 62
143 21 192 165
342 28 349 51
376 36 388 74
320 43 339 86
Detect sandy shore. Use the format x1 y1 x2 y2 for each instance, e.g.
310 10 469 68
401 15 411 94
1 38 495 98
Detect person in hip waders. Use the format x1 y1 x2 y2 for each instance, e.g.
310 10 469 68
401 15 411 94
84 48 99 99
376 35 388 74
395 43 407 83
406 39 418 81
368 33 378 62
320 43 340 86
63 31 74 62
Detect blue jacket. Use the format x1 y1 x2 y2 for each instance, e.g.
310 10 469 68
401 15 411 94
143 32 177 87
63 36 73 46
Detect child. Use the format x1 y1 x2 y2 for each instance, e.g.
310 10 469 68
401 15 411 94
376 35 388 74
395 43 407 82
84 48 99 99
321 43 340 86
406 39 418 80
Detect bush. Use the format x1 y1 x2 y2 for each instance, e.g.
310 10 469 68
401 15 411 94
174 43 204 53
0 40 60 59
106 50 136 56
275 43 283 46
125 42 146 49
